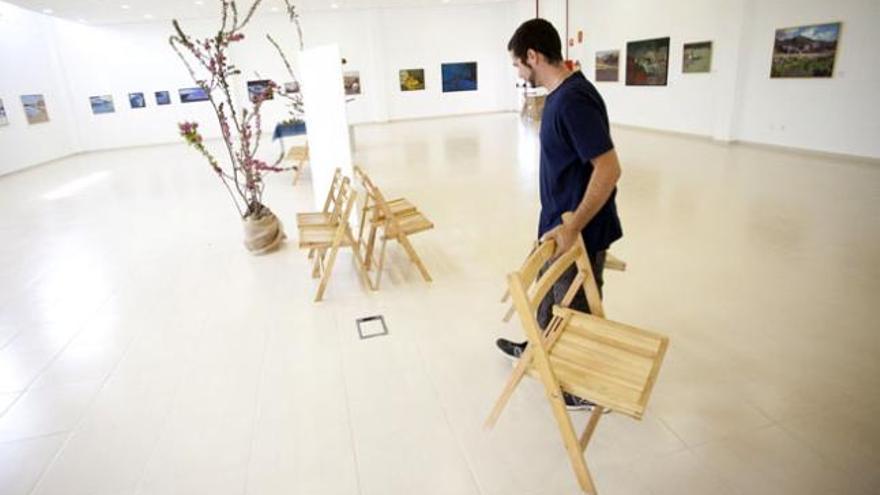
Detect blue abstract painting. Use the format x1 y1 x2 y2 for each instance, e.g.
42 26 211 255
155 91 171 105
90 95 115 114
179 87 210 103
441 62 478 92
129 92 146 109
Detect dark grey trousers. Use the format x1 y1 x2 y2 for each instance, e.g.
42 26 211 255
536 250 606 330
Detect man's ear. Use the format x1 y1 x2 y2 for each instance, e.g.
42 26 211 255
526 48 539 66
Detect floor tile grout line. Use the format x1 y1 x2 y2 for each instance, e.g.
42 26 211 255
408 317 486 495
335 309 365 495
241 318 274 495
1 290 115 436
26 294 146 495
130 308 214 495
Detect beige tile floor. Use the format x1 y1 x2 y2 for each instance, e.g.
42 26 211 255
0 112 878 494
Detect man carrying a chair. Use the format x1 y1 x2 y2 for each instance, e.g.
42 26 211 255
496 18 624 410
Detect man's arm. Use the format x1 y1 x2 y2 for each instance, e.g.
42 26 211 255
543 148 622 254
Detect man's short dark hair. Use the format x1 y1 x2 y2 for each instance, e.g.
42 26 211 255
508 18 563 65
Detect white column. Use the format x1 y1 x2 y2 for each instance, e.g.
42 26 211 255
299 43 353 211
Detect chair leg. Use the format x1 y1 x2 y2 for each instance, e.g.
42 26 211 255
546 388 598 495
579 406 604 453
484 345 534 429
484 317 565 429
364 224 378 270
372 237 389 290
314 243 341 302
348 230 373 291
398 234 431 282
311 248 325 279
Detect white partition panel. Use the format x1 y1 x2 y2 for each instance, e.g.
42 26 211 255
299 43 352 211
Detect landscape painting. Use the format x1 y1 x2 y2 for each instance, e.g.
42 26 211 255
441 62 478 92
155 91 171 105
129 92 146 108
247 79 274 103
343 72 362 95
179 87 210 103
683 41 712 73
595 50 619 82
626 37 670 86
89 95 115 114
399 68 426 91
20 94 49 124
771 22 841 78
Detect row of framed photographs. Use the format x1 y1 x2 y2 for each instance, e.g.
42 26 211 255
340 62 480 96
88 87 210 114
593 21 842 85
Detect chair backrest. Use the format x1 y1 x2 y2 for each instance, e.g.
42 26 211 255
321 168 344 213
353 166 397 226
329 176 355 223
513 224 604 321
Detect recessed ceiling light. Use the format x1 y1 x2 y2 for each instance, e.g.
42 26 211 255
271 6 278 11
121 4 130 9
144 13 153 19
330 2 339 9
42 8 54 14
195 0 204 5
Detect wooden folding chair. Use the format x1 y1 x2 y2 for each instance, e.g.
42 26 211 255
500 243 628 323
353 168 433 290
485 217 669 495
352 166 417 245
286 143 309 185
297 179 371 302
296 168 344 260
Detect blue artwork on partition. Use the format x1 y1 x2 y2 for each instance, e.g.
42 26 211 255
441 62 478 92
129 92 146 109
179 87 210 103
89 95 115 114
155 91 171 105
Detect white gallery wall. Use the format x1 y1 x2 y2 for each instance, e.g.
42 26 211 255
569 0 880 158
0 3 79 176
2 0 879 177
0 0 526 176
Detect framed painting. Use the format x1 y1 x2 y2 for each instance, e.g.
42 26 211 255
771 22 840 78
626 37 670 86
0 98 8 126
247 79 274 103
20 94 49 124
595 50 619 82
343 71 361 95
441 62 477 92
179 87 210 103
129 92 146 109
399 69 426 91
683 41 712 73
90 95 115 114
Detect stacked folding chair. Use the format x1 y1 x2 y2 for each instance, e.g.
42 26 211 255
295 169 370 301
353 166 434 290
486 215 669 494
286 143 309 185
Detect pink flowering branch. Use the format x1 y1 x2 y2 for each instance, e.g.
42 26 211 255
169 0 304 219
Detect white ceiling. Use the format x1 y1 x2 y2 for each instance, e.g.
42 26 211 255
2 0 512 25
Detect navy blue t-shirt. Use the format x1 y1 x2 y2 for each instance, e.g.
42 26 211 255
538 71 623 255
